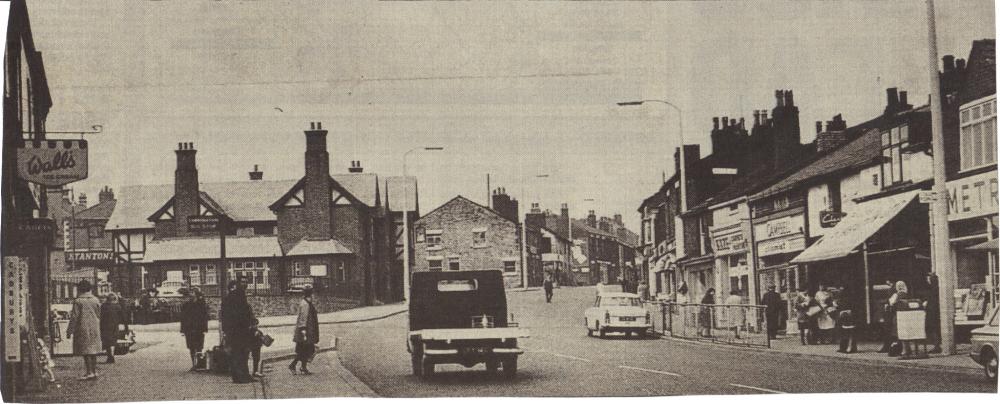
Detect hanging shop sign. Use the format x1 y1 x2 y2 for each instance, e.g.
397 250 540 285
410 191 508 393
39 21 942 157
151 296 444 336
16 139 89 186
4 257 28 362
946 171 998 222
819 210 847 228
15 218 54 246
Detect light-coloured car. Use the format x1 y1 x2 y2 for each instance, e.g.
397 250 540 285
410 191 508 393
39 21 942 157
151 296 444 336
157 281 188 298
969 307 998 381
585 292 651 338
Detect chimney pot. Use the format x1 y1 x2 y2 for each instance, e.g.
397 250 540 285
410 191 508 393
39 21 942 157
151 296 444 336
729 118 737 128
816 121 823 134
956 58 966 70
738 117 745 129
775 90 784 107
753 111 760 126
722 116 728 128
712 117 719 130
887 87 899 107
317 122 322 130
784 90 794 107
899 91 908 107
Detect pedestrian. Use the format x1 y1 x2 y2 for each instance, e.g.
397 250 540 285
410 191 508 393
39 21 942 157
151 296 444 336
836 289 857 354
890 281 913 357
180 287 209 371
543 276 554 303
698 288 716 338
100 293 126 364
923 273 942 354
250 318 264 378
761 285 782 340
222 280 256 383
67 280 102 380
289 284 319 375
637 280 649 302
724 289 744 339
138 290 151 325
815 285 835 344
794 287 812 345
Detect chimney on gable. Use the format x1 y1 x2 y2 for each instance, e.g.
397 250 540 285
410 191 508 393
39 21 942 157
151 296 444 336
348 160 364 173
943 55 956 72
175 142 199 235
613 213 623 225
249 164 263 181
492 187 519 223
77 193 88 209
559 203 570 238
98 186 115 203
303 122 332 239
816 114 848 154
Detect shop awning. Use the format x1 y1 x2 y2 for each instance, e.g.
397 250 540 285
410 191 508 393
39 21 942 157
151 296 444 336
791 190 919 264
968 238 998 251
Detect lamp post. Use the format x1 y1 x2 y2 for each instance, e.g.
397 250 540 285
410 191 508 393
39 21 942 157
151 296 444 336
402 147 444 302
617 100 687 212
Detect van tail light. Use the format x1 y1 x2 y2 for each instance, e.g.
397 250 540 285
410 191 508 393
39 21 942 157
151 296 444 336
605 311 611 323
646 312 651 323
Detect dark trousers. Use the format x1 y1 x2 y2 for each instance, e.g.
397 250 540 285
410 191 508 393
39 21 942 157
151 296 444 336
765 313 779 339
229 346 252 383
545 290 553 303
838 327 857 353
250 345 261 373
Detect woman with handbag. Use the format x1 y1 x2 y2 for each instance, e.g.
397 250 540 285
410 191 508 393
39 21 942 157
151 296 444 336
815 285 836 344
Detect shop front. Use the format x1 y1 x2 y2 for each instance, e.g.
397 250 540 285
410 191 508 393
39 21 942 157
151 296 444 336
681 256 714 302
753 213 807 333
792 190 930 329
712 222 751 301
946 171 999 325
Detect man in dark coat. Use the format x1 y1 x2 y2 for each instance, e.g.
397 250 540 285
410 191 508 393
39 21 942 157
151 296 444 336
100 293 126 364
289 285 319 375
543 277 554 303
181 288 209 371
761 285 783 340
222 281 256 383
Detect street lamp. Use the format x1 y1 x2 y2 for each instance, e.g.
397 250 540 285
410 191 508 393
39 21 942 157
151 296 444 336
402 147 444 302
617 100 687 212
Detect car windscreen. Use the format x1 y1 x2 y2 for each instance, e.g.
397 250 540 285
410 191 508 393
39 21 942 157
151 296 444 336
600 296 641 307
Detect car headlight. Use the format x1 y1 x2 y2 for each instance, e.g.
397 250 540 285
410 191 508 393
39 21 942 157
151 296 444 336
605 311 611 323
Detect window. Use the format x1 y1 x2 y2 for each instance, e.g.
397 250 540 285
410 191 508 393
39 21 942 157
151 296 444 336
189 264 201 286
880 124 909 188
293 262 306 276
827 181 842 212
426 234 442 249
960 96 997 170
503 260 516 273
428 259 443 271
205 265 217 285
449 260 461 271
229 261 267 287
438 280 477 292
336 262 346 282
472 230 487 247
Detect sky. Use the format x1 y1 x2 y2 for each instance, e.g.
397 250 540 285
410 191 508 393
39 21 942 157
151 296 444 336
17 0 997 231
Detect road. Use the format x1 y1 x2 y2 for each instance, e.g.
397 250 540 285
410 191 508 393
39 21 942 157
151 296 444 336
322 286 997 396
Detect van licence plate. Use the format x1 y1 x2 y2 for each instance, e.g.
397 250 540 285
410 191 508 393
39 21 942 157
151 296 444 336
619 316 636 321
463 347 490 355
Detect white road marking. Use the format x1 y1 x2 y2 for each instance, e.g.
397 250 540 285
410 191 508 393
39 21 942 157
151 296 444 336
728 383 786 394
617 365 681 377
548 352 593 362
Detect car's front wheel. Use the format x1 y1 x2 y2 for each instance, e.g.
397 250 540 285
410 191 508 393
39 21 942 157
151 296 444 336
985 350 998 381
597 322 606 338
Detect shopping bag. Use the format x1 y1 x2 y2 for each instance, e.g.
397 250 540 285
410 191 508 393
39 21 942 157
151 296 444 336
258 333 275 347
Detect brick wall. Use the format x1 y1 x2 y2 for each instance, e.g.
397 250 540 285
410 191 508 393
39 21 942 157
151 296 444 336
414 197 522 287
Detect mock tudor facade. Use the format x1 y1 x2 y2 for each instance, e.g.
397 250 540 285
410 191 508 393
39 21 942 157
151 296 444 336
104 122 416 314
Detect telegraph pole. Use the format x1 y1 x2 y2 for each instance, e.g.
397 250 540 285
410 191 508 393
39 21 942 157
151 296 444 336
925 0 956 354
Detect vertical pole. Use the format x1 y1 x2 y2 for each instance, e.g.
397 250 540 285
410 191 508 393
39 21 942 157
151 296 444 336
403 157 410 302
863 242 873 325
486 173 491 208
925 0 956 355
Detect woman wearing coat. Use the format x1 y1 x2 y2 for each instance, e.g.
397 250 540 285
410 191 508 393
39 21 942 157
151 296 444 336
288 284 319 375
180 288 209 371
794 287 813 345
100 293 126 364
815 285 836 344
724 289 745 339
68 280 102 380
698 288 716 338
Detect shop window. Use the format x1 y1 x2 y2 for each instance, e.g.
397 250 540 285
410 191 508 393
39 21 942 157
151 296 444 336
960 96 997 171
428 259 443 271
189 264 201 286
205 265 217 285
880 124 909 188
503 260 516 273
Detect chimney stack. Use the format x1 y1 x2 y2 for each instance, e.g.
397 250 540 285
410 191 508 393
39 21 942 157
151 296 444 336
784 90 794 107
348 160 364 173
943 55 955 72
760 110 768 123
303 122 332 239
753 111 760 127
816 114 848 154
722 116 729 128
816 121 823 135
885 87 899 113
78 193 88 208
613 213 623 225
491 187 519 223
899 91 909 108
98 186 114 203
712 117 719 130
559 203 570 238
174 142 200 235
587 210 597 228
249 164 263 180
775 90 785 107
956 58 966 71
530 202 541 214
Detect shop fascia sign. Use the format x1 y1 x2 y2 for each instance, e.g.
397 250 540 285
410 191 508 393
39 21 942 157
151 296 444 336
819 210 847 228
66 250 114 263
16 139 89 186
945 171 998 222
754 214 804 241
757 235 806 257
713 231 747 254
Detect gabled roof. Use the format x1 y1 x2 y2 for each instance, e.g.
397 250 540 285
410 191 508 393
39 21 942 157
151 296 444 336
334 173 380 207
107 180 299 231
571 219 616 238
76 199 116 221
384 176 418 213
418 195 516 225
539 225 571 244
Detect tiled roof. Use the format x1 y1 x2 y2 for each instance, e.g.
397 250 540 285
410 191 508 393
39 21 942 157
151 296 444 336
333 173 379 207
286 238 353 256
959 39 996 104
141 236 282 262
106 184 174 230
419 195 516 225
384 176 418 212
76 199 116 221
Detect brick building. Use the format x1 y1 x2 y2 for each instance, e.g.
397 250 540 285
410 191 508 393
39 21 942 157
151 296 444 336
104 123 416 315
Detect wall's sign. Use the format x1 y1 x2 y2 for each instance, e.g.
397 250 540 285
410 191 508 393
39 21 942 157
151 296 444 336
16 140 89 186
947 171 998 221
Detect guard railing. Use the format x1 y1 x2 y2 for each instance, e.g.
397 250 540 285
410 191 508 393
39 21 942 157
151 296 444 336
648 302 770 348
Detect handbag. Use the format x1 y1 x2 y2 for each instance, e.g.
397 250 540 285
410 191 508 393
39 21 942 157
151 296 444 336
258 331 274 347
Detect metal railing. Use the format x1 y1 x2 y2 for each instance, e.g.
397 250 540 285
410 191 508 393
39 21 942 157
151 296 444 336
650 302 771 348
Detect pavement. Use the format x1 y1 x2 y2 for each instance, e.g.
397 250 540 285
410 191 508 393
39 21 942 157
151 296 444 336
17 303 403 402
129 302 408 332
327 286 997 396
